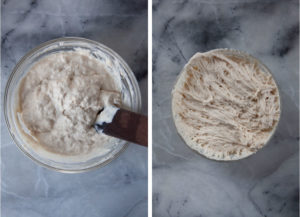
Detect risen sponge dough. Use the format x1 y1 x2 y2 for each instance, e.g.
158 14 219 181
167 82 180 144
172 49 280 160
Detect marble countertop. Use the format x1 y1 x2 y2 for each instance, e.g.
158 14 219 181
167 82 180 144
1 0 147 217
153 0 299 216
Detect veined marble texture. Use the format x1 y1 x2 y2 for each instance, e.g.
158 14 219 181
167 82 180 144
153 0 299 217
1 0 147 217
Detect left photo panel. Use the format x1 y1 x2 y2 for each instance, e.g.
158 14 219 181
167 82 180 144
1 0 148 216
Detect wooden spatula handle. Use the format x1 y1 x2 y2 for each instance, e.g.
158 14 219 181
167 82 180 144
96 109 148 147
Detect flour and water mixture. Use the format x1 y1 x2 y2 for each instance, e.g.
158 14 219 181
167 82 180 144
17 49 126 161
17 48 280 162
172 49 280 160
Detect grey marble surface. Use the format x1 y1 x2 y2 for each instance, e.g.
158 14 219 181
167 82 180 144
153 0 299 216
1 0 147 217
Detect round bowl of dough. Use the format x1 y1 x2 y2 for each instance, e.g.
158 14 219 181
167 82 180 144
172 49 281 161
4 37 141 172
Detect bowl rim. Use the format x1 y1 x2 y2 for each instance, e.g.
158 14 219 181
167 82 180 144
4 37 142 173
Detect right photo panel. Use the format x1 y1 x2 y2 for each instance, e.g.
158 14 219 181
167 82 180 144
152 0 299 216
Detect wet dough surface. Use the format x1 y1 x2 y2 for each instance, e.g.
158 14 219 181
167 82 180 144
172 50 280 160
18 50 122 157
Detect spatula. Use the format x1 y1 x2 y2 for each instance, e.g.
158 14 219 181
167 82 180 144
94 106 148 147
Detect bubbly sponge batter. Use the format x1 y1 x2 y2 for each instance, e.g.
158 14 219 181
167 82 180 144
172 50 280 160
17 50 123 158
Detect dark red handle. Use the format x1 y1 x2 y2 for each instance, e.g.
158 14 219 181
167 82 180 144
102 109 148 147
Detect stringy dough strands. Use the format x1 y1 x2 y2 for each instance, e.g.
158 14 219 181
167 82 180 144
172 50 280 160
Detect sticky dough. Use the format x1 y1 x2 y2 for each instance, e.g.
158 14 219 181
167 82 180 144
17 50 123 158
172 50 280 160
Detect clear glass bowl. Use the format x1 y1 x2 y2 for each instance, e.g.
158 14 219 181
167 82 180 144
4 37 141 173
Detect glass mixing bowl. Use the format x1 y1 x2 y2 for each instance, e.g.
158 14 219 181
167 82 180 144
4 37 141 173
